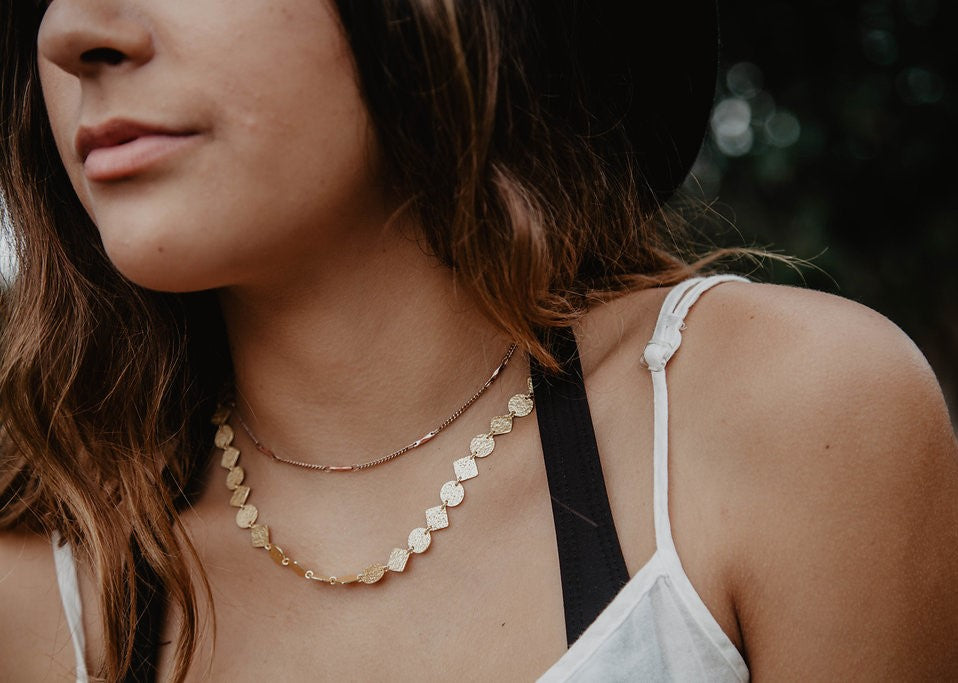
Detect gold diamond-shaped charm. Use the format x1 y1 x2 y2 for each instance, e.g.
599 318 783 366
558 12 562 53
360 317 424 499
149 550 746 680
440 480 465 506
235 504 258 529
225 466 245 490
220 446 240 470
508 394 534 417
388 547 410 572
453 456 478 481
408 527 431 553
251 525 270 548
425 505 449 530
230 485 250 507
359 563 386 584
470 434 495 458
490 414 513 435
214 424 234 449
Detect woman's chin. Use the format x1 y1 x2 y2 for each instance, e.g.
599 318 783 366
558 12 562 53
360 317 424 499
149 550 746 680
103 246 229 294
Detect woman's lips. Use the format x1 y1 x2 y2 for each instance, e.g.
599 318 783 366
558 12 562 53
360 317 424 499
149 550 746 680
83 134 199 182
76 120 200 182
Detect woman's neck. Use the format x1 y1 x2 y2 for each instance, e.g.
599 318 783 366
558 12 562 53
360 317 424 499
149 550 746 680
217 220 517 473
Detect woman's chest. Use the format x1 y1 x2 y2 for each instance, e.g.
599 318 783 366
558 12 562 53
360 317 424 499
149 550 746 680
159 449 574 680
155 358 665 680
174 566 568 680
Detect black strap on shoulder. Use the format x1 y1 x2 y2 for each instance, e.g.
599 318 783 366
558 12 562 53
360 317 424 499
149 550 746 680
530 328 630 647
126 537 165 683
126 441 211 680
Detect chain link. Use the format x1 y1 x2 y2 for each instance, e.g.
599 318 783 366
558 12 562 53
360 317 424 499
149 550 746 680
232 343 518 472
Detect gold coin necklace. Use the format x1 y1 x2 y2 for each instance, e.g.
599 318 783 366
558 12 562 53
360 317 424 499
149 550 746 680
211 377 535 585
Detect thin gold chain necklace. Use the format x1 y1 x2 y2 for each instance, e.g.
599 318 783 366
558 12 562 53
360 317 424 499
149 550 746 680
211 376 535 585
231 343 518 472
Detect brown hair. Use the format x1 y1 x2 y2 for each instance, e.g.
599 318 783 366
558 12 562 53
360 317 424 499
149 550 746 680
1 1 732 679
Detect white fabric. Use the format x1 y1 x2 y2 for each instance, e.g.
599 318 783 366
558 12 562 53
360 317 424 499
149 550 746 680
52 275 750 682
539 274 750 682
51 530 89 683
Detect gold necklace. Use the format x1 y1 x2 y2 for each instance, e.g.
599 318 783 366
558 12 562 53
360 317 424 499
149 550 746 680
211 377 535 585
231 343 518 472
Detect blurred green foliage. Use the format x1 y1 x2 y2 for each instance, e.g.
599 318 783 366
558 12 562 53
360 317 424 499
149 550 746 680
684 0 957 418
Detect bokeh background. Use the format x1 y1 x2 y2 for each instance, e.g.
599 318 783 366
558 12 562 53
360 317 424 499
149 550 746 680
682 0 956 421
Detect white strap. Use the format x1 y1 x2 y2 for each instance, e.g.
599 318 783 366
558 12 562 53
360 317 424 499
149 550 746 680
51 532 89 683
647 274 749 553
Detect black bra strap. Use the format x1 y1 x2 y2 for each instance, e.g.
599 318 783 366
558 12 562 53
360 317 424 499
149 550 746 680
530 328 630 647
126 537 165 683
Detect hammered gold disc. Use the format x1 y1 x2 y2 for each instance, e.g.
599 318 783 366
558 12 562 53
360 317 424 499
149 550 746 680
508 394 534 417
211 405 231 425
359 564 386 584
470 434 495 458
440 480 465 506
425 505 449 530
489 414 513 435
225 466 245 490
214 424 234 449
251 525 270 548
230 485 250 508
408 527 431 554
236 504 258 529
388 547 410 572
453 456 479 481
220 446 240 470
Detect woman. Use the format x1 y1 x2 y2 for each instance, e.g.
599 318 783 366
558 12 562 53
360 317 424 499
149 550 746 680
1 1 956 681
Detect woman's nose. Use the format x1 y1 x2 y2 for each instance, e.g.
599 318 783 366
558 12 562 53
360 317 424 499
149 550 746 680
37 2 154 79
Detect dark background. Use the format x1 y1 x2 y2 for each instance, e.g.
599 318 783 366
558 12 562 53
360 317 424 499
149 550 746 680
682 0 956 421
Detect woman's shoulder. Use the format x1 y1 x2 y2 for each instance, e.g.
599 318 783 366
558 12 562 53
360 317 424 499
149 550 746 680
584 278 958 676
585 277 953 446
0 529 81 680
586 278 958 543
651 278 957 532
579 278 957 508
668 279 955 474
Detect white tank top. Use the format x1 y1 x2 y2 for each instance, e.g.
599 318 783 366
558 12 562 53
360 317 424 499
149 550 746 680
53 274 750 682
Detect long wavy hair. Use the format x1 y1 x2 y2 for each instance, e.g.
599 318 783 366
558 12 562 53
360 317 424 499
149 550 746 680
1 1 732 679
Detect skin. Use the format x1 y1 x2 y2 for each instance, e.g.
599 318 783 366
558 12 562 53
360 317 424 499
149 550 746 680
2 0 957 679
